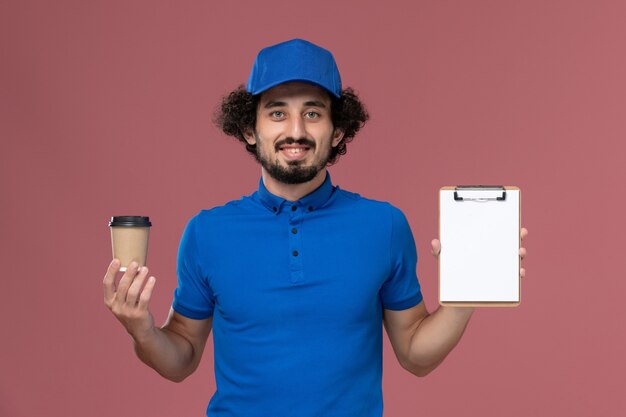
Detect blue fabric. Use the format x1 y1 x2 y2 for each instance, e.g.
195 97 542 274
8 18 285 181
246 38 342 98
173 172 423 417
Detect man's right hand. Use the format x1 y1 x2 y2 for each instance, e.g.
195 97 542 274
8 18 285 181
103 259 157 341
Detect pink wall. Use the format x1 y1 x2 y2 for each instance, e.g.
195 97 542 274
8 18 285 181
2 1 624 416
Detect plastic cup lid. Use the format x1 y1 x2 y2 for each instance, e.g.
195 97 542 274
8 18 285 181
109 216 152 227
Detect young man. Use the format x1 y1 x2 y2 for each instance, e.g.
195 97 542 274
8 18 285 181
103 39 528 416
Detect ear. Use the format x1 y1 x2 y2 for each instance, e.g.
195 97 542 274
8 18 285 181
242 129 257 146
331 128 345 148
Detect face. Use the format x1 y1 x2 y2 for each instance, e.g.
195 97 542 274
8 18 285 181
244 82 344 185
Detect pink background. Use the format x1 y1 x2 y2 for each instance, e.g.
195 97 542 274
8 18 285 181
1 1 624 416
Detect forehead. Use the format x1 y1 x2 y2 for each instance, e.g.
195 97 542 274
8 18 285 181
258 82 331 106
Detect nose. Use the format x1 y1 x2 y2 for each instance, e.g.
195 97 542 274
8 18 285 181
288 114 306 139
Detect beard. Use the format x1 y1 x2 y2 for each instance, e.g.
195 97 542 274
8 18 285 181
253 135 332 185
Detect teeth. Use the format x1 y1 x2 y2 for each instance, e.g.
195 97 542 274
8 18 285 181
287 148 305 154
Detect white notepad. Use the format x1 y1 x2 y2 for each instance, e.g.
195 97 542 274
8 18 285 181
439 186 521 307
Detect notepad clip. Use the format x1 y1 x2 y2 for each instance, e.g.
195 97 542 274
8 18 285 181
454 185 506 202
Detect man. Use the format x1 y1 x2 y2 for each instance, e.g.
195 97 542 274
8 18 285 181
103 39 528 416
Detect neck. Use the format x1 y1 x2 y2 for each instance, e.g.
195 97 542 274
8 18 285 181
261 168 327 202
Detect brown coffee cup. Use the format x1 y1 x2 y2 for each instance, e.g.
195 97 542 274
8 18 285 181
109 216 152 272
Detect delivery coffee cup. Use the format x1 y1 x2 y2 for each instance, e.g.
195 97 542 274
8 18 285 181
109 216 152 272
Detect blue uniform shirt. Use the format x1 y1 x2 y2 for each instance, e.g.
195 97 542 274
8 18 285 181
173 172 423 417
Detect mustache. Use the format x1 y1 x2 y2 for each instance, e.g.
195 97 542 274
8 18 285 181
274 138 316 152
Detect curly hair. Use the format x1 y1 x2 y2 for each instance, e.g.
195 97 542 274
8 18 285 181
213 85 369 165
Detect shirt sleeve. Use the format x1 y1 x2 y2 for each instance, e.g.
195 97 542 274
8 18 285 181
380 205 424 310
172 213 215 319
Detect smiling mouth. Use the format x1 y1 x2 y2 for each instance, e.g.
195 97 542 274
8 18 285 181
278 145 312 161
279 146 310 154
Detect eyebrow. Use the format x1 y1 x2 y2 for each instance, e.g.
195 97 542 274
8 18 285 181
263 100 328 109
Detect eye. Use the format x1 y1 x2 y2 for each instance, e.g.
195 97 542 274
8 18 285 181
304 111 320 119
270 111 285 119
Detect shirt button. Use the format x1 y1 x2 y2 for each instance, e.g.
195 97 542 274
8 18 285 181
308 206 313 212
291 228 298 234
291 205 297 212
272 207 277 212
292 250 299 257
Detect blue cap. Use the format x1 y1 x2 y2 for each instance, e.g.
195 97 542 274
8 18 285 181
246 39 342 98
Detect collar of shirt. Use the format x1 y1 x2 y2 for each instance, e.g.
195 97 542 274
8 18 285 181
256 171 335 215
